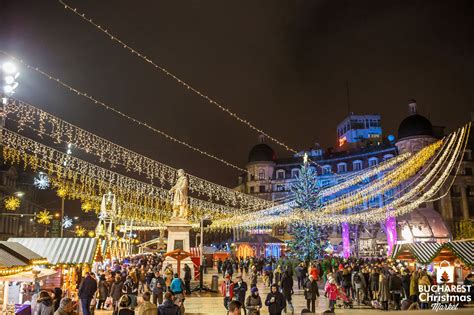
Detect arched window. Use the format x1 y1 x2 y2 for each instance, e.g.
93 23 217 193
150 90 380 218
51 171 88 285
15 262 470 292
322 165 332 175
259 169 265 180
276 170 285 180
337 162 347 173
353 160 363 171
291 169 300 178
368 157 378 167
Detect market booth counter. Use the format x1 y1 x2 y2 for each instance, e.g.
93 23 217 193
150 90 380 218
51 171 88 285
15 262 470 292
391 240 474 284
0 241 52 314
9 238 100 299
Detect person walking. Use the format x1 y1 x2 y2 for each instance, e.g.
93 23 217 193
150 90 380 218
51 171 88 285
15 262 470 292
245 287 262 315
110 274 124 313
303 275 318 313
96 274 109 310
389 270 403 310
264 284 286 315
378 271 390 311
295 263 306 290
280 269 294 310
137 292 157 315
221 274 235 312
234 275 248 315
37 291 54 315
325 278 339 313
78 272 98 315
150 271 166 305
250 266 258 288
169 273 185 305
183 264 192 295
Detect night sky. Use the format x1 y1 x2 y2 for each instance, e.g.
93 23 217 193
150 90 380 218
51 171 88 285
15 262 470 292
1 0 473 187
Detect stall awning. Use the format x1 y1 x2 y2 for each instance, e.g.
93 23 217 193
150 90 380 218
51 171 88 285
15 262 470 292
0 249 28 268
8 238 98 265
0 268 57 282
391 240 474 267
0 241 46 264
445 241 474 267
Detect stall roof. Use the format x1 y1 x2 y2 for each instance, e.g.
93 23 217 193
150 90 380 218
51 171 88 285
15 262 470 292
9 238 98 265
391 240 474 266
0 268 57 282
0 249 28 268
0 241 46 264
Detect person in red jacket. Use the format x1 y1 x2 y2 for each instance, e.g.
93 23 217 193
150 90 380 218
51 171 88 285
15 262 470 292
221 274 235 313
309 264 319 281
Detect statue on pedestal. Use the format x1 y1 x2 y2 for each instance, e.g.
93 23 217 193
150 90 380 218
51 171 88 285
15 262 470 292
169 169 189 219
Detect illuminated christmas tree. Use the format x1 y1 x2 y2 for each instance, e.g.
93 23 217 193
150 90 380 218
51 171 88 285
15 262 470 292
287 154 325 261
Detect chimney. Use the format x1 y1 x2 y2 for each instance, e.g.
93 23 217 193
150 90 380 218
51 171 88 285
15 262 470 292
408 99 417 115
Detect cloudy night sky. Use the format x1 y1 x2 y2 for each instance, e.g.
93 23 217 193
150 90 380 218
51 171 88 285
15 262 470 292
1 0 473 187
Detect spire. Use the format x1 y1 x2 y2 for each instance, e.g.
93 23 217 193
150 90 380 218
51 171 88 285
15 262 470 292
408 99 417 115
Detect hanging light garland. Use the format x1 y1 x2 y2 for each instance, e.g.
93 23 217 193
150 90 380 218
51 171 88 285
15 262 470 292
4 196 20 211
4 98 273 211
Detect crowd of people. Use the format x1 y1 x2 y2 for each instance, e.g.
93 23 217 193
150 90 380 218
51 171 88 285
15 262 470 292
27 253 473 315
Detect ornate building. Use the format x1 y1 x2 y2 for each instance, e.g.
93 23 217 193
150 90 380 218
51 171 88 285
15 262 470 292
235 100 474 256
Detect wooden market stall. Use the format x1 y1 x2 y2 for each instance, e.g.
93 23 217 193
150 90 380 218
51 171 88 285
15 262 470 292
234 234 286 259
391 240 473 284
9 238 99 298
0 241 53 313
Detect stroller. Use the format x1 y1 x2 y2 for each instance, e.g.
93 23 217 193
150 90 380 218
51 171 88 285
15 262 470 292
337 286 353 309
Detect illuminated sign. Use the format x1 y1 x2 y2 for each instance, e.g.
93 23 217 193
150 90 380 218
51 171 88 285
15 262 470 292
338 136 347 147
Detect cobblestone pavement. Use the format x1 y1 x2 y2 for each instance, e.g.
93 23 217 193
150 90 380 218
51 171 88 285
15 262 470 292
95 267 473 315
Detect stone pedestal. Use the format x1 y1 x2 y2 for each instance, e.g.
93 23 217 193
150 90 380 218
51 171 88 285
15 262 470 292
164 218 194 277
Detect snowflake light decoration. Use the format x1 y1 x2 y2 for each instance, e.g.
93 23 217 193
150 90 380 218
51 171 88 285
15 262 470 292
33 173 50 190
37 210 53 225
62 216 73 229
56 186 68 198
75 226 86 237
81 201 93 213
87 230 95 238
4 196 20 211
98 211 107 220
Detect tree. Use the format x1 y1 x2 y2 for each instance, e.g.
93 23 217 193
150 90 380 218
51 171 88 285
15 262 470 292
287 155 326 261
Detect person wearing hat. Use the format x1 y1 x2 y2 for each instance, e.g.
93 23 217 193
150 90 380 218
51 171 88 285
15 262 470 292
234 275 248 314
246 287 262 315
221 274 235 312
117 295 134 315
265 284 286 315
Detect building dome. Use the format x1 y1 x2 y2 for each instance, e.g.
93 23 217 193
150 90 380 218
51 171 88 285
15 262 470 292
248 143 275 163
397 100 433 140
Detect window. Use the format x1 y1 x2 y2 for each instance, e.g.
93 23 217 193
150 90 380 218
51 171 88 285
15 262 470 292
465 168 472 176
291 169 300 178
337 162 347 173
259 185 266 193
276 185 285 192
368 157 378 167
468 186 474 196
322 165 332 175
276 170 285 179
383 154 394 161
258 169 265 180
353 160 363 171
249 186 255 193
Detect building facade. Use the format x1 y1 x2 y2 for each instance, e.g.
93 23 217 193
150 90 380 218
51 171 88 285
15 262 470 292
236 101 474 255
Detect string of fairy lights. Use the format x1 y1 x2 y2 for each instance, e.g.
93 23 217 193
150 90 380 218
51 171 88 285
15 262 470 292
209 124 470 229
4 97 273 211
54 1 345 177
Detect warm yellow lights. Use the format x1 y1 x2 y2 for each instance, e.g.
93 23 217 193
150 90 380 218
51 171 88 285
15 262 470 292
4 196 20 211
37 210 53 225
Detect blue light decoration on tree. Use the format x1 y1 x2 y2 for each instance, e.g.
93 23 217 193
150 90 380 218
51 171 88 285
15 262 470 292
287 154 327 261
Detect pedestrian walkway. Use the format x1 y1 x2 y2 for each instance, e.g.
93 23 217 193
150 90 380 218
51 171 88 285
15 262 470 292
95 267 473 314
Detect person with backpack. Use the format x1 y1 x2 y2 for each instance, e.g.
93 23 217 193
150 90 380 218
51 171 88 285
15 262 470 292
245 287 262 315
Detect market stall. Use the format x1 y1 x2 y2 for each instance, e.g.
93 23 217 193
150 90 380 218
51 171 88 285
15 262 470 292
9 238 99 297
0 241 52 313
390 240 474 284
234 234 286 259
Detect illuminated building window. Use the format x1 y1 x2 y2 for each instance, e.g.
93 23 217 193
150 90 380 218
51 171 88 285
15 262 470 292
353 160 363 171
368 157 378 167
259 169 265 180
291 169 300 178
322 165 332 175
276 170 285 179
337 163 347 173
383 154 394 161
